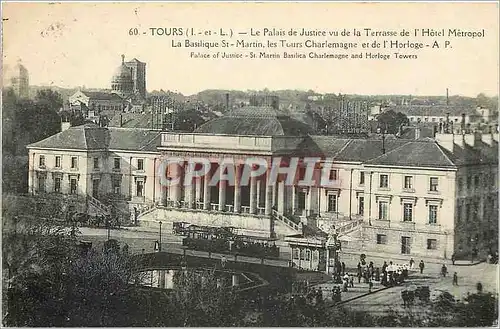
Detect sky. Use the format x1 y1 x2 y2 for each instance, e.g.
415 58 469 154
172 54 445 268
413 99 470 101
2 2 499 97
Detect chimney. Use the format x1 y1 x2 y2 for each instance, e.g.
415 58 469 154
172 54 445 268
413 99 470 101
464 131 482 147
415 127 421 140
61 121 71 132
121 54 125 64
435 133 455 152
446 88 449 106
482 133 494 146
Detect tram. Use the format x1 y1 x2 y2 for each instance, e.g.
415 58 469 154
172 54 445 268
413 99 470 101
173 222 279 258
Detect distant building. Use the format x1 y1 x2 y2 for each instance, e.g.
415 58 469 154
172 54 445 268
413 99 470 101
68 90 125 123
379 105 486 125
111 55 147 99
5 60 30 98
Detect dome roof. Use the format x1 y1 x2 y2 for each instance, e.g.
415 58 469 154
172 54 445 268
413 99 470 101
112 64 133 82
195 106 314 136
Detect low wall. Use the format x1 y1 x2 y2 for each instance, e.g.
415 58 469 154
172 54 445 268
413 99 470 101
140 207 273 237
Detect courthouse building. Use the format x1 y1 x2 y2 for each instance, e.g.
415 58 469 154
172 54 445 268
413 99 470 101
27 104 498 263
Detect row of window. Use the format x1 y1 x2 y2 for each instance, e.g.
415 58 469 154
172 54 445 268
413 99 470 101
409 116 463 123
380 174 439 192
377 201 438 224
38 155 145 171
37 176 78 194
292 248 319 261
458 173 497 191
376 234 439 252
326 170 440 192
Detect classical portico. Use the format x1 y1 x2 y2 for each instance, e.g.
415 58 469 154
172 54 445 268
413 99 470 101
153 105 314 237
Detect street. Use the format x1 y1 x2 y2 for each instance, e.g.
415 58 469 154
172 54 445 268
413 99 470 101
343 262 499 315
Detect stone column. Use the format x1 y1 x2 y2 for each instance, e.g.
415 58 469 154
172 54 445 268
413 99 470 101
265 171 273 216
234 164 241 213
203 164 211 210
170 163 181 203
186 164 196 209
277 180 285 214
272 182 277 208
250 176 257 214
307 187 313 216
256 179 262 208
218 166 227 212
195 177 202 206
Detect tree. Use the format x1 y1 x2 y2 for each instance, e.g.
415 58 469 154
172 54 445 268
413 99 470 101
35 89 63 111
377 110 409 134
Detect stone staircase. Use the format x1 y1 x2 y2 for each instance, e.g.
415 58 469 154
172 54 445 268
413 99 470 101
86 195 111 217
272 209 303 233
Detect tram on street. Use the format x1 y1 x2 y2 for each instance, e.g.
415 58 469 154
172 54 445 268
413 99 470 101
173 221 280 258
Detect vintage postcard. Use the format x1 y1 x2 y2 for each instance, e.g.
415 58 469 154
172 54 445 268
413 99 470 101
1 2 498 327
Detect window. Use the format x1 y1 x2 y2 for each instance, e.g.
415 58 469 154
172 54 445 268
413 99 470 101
112 179 121 194
136 180 144 197
305 250 311 261
380 174 389 188
54 177 61 193
358 196 364 215
401 236 411 254
329 169 338 181
327 194 338 212
71 157 78 169
376 234 387 244
55 156 61 168
458 178 463 191
427 239 437 250
293 248 299 260
38 176 46 193
359 172 365 185
70 178 77 194
378 201 388 220
457 204 463 222
403 203 413 221
474 175 480 188
93 157 99 169
404 176 413 189
428 205 438 224
114 157 121 170
429 177 439 192
137 159 144 171
39 155 45 167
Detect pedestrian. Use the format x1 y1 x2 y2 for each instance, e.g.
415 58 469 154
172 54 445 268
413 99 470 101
451 253 456 265
357 271 362 283
341 261 346 275
382 261 388 273
409 258 415 269
441 264 448 277
419 260 425 274
453 272 458 286
375 267 380 281
368 280 373 293
349 275 354 288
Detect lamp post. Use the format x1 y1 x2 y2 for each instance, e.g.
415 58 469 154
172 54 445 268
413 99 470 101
159 221 163 252
106 216 110 241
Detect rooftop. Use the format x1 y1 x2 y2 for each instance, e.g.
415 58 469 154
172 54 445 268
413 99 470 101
388 105 480 117
195 106 314 136
27 124 161 152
